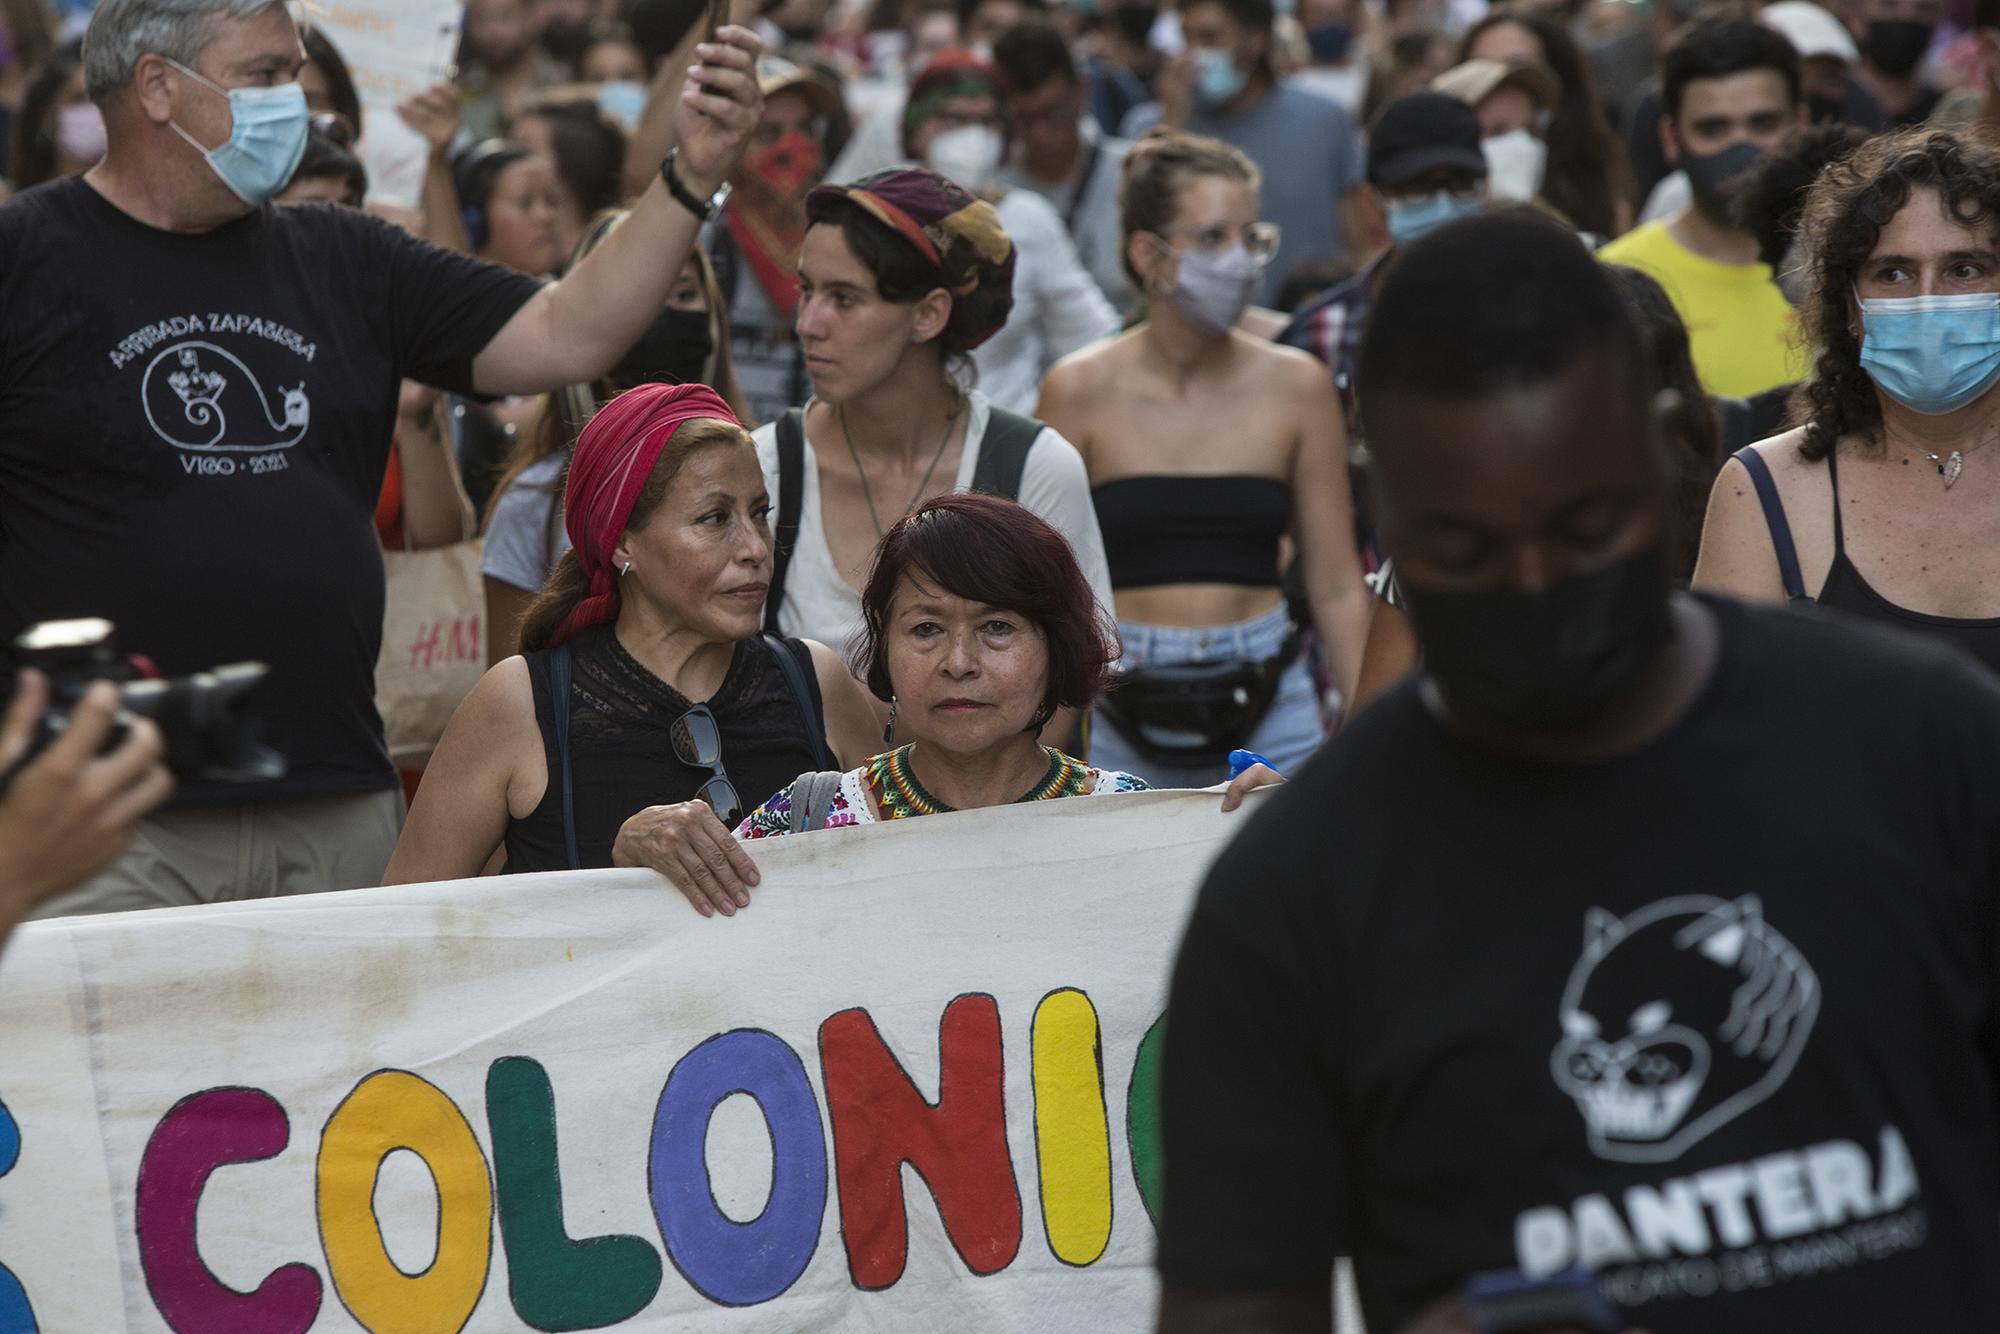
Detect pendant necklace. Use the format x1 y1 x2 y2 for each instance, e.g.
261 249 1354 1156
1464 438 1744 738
839 392 964 538
1907 441 1966 489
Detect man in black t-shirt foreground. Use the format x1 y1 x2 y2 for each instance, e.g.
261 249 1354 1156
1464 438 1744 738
1156 215 2000 1332
1 0 765 914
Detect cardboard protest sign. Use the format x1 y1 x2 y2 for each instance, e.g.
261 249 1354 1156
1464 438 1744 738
0 789 1248 1331
312 1 463 211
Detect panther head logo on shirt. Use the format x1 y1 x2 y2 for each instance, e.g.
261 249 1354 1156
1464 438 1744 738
1550 895 1819 1164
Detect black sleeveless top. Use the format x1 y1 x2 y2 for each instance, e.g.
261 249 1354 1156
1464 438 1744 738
1091 475 1292 589
1816 450 2000 676
503 625 827 872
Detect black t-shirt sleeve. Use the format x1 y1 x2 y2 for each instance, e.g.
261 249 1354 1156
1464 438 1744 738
1157 799 1350 1292
361 210 544 394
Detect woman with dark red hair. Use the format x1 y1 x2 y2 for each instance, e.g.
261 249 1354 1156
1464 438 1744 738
382 383 884 888
629 493 1281 917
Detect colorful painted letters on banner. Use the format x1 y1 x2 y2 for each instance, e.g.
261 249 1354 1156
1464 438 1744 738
0 789 1247 1331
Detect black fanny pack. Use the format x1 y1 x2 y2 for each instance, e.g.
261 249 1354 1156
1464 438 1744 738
1094 629 1303 769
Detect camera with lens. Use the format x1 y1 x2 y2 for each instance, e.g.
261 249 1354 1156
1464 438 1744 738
4 618 286 787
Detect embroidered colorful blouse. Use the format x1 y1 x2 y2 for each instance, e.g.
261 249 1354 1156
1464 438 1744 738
734 744 1149 839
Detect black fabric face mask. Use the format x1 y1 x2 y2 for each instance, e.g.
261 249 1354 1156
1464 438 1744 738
540 18 593 67
1110 4 1161 45
609 306 714 392
1864 19 1934 78
1681 139 1761 224
1400 545 1673 734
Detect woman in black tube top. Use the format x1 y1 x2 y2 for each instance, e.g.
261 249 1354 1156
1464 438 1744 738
1036 132 1370 785
1695 129 2000 677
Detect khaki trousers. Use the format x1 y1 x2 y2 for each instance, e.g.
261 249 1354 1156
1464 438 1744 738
33 788 405 919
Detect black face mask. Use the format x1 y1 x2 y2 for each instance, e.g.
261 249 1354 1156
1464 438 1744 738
540 18 593 67
1110 4 1161 45
1864 19 1934 78
609 306 714 392
1399 545 1673 734
1680 139 1760 224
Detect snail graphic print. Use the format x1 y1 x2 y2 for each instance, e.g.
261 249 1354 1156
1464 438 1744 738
1550 895 1820 1165
143 341 310 451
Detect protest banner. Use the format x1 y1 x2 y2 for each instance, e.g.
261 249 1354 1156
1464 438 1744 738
312 1 463 211
0 788 1254 1331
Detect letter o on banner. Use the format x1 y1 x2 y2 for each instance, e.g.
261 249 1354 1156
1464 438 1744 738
649 1029 827 1305
317 1070 493 1334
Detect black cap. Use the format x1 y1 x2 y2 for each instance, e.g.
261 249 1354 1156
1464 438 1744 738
1367 92 1488 190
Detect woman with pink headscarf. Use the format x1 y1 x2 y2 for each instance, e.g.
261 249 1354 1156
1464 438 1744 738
383 383 884 890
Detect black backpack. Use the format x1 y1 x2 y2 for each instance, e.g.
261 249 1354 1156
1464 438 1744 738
762 405 1044 634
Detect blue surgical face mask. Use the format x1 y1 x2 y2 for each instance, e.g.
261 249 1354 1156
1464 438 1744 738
1193 47 1249 107
1857 290 2000 416
165 58 310 205
1386 188 1482 246
595 79 649 128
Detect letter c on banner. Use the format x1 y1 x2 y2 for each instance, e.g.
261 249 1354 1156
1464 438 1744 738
317 1070 493 1334
134 1087 322 1334
649 1029 827 1306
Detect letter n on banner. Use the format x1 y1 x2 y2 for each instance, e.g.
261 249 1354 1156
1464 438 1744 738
819 993 1022 1288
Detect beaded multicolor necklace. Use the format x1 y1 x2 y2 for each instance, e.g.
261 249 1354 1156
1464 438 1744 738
866 744 1089 820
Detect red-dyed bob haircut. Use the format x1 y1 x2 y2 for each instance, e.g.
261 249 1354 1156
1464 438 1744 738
855 492 1118 727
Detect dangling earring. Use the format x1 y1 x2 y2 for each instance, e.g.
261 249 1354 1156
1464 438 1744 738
883 697 898 746
620 559 632 577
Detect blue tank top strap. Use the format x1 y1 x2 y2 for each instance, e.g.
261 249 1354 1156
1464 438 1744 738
1731 447 1809 605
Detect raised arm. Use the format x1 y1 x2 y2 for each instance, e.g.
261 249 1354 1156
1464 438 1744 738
472 27 763 396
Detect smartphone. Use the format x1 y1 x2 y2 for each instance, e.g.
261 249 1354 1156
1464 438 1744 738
1459 1267 1622 1334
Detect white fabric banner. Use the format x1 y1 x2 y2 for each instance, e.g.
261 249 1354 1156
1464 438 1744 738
0 789 1250 1332
312 1 464 211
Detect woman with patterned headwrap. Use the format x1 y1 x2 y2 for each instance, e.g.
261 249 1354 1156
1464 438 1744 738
757 164 1114 753
383 383 885 887
899 51 1120 414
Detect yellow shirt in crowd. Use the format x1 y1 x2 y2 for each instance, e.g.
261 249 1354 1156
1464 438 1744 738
1597 220 1809 399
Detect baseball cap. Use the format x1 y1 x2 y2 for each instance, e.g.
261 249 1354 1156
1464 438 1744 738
756 57 843 122
1367 92 1489 190
1759 2 1859 64
1431 58 1560 113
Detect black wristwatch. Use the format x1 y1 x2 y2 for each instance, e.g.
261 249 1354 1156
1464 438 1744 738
660 148 729 221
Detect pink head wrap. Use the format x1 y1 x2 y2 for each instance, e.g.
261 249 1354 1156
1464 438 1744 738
549 382 741 648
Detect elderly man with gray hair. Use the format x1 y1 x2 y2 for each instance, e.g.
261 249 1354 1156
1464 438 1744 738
0 0 764 915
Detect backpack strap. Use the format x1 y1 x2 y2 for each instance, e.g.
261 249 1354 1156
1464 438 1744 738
969 408 1043 502
787 770 847 834
766 408 807 634
1731 446 1809 604
763 634 836 770
548 642 580 871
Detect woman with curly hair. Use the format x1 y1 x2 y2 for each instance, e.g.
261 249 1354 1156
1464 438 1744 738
1695 128 2000 674
1458 10 1633 239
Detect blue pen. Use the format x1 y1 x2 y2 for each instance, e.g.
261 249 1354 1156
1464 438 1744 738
1227 749 1278 779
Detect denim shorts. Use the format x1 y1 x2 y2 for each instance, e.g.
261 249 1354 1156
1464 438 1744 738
1088 602 1325 788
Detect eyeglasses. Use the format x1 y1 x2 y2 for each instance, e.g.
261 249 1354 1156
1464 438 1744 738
1152 220 1282 264
310 111 356 149
670 704 741 822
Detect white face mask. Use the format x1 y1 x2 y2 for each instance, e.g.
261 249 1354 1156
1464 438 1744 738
1482 128 1547 202
925 124 1003 190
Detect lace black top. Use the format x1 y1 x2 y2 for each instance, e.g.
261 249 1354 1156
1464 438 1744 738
504 625 827 872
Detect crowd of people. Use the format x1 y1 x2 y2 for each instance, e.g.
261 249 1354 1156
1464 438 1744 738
5 0 2000 1328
